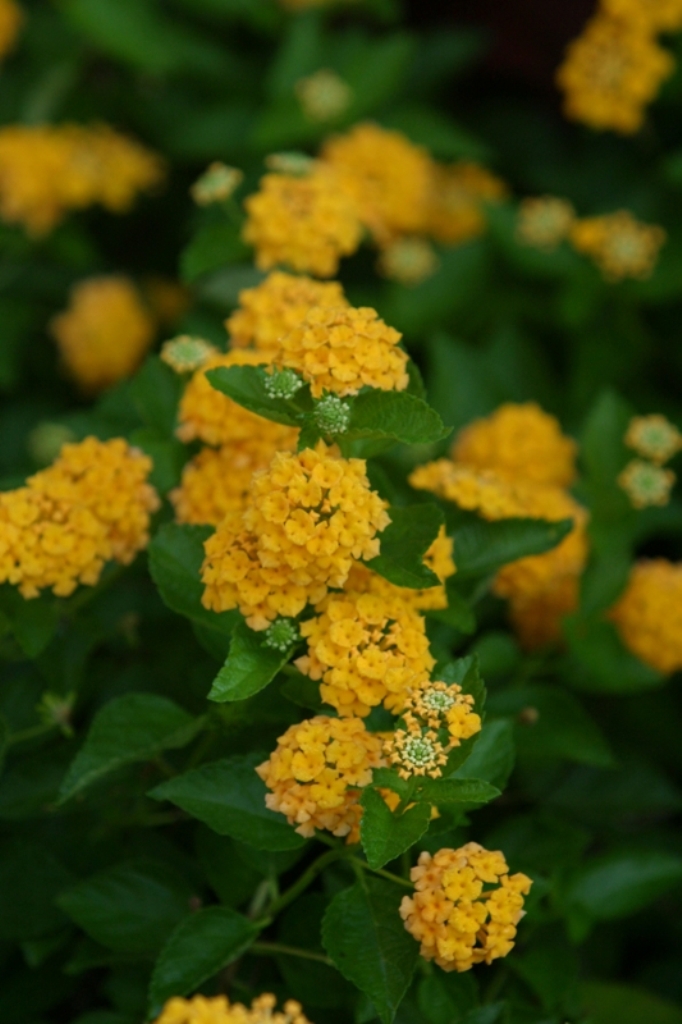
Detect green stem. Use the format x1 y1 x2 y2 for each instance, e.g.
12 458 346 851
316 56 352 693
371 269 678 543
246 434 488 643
265 847 348 920
350 857 413 889
249 941 333 966
7 721 55 747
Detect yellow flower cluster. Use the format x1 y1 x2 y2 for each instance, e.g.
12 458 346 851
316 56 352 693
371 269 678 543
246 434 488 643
226 271 348 356
452 402 577 488
243 165 362 278
0 123 164 235
201 442 390 629
278 304 409 397
427 162 507 246
602 0 682 32
296 587 435 717
516 196 576 250
0 438 159 598
400 844 532 972
50 276 155 394
609 559 682 673
570 210 665 280
296 69 353 122
626 414 682 463
556 9 674 134
256 715 384 841
385 680 481 780
0 0 22 62
154 993 313 1024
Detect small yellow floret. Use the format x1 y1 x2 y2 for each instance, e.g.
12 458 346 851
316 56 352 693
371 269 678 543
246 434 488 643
278 304 409 397
256 715 384 841
618 459 675 508
50 276 155 394
377 237 439 286
601 0 682 32
427 162 507 246
0 0 22 62
452 403 577 488
226 271 348 356
153 992 314 1024
400 844 532 972
507 574 581 651
201 441 390 629
516 196 576 250
625 414 682 464
296 69 353 122
570 210 665 280
243 165 362 278
556 14 673 134
609 559 682 674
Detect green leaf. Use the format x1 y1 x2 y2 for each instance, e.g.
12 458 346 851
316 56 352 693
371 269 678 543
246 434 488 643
366 504 443 588
360 789 431 869
564 615 663 693
149 753 306 851
129 428 186 495
280 671 326 713
0 585 59 658
581 389 633 485
58 694 202 804
344 391 450 446
206 364 307 427
452 515 574 580
208 621 294 703
0 840 74 941
583 982 682 1024
129 356 182 435
453 719 515 789
148 906 257 1017
57 859 195 954
181 222 249 282
322 877 418 1024
148 523 238 635
416 777 500 806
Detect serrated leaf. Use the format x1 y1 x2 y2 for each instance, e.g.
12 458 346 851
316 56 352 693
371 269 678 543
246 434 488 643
206 364 308 427
322 877 418 1024
452 515 574 580
149 753 306 851
360 789 431 869
453 719 515 789
416 777 499 806
280 672 325 713
181 222 249 282
344 390 450 446
148 906 257 1017
0 585 59 658
208 621 294 702
58 694 202 804
129 356 182 435
367 504 443 588
370 768 410 799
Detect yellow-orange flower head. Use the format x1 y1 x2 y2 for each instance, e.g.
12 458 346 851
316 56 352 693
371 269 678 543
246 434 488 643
385 680 481 780
0 0 22 62
321 122 434 244
400 844 532 972
243 165 362 278
50 276 155 394
278 304 409 398
507 574 581 651
601 0 682 32
256 715 384 841
452 402 577 488
153 992 314 1024
625 413 682 464
201 442 390 629
556 14 673 134
516 196 576 251
226 271 348 356
609 559 682 674
296 588 435 718
427 162 507 246
570 210 665 280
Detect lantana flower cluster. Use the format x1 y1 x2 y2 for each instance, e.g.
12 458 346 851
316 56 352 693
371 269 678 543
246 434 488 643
154 993 313 1024
609 559 682 673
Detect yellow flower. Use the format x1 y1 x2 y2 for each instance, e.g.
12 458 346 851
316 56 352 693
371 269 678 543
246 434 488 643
609 559 682 674
618 459 675 508
243 165 362 278
256 715 384 842
226 271 348 356
427 162 507 246
516 196 576 250
296 69 353 122
601 0 682 32
377 237 439 286
399 844 532 972
556 14 673 134
625 414 682 464
201 441 390 629
321 122 434 244
507 574 581 651
570 210 665 280
0 0 22 62
278 304 409 398
153 992 314 1024
160 336 218 375
50 276 155 394
296 588 435 717
190 162 243 205
386 680 481 780
452 402 578 488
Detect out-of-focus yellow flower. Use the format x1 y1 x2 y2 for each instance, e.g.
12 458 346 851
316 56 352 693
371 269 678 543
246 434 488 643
226 271 348 356
400 844 532 972
601 0 682 32
516 196 576 250
609 559 682 674
243 165 362 278
50 276 155 394
452 402 578 488
160 336 217 375
618 459 675 508
0 0 22 62
153 992 314 1024
0 123 164 235
256 715 384 842
625 414 682 464
190 162 243 206
321 122 433 244
556 13 673 134
201 441 390 629
377 237 439 286
278 304 409 397
570 210 666 280
507 574 581 651
296 69 353 122
428 162 507 246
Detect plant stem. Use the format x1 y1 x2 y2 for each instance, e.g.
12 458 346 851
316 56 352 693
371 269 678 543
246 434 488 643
249 941 333 966
7 721 55 747
264 846 348 920
349 857 413 888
